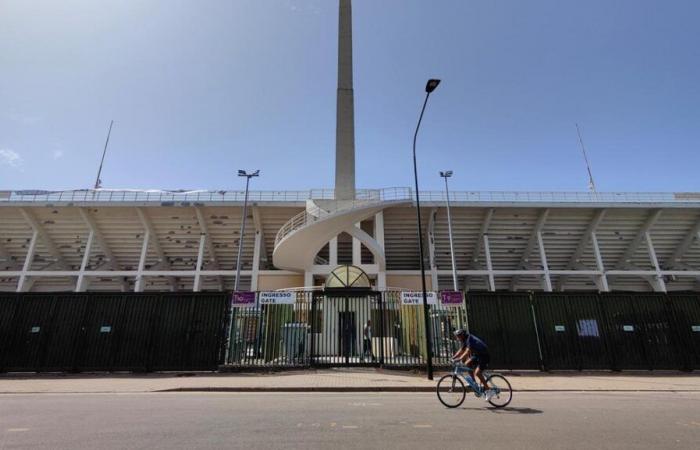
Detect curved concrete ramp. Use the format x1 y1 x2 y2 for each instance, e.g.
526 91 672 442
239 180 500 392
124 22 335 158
273 200 409 272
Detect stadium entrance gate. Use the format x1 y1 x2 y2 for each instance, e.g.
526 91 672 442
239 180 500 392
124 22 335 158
225 290 466 369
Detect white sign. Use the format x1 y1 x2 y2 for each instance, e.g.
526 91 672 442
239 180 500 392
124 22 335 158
691 325 700 332
100 326 112 333
554 325 566 332
623 325 634 332
259 291 296 305
401 291 437 306
30 326 40 333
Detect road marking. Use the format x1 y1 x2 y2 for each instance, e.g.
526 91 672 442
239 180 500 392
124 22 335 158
342 425 358 429
6 428 29 432
412 424 432 428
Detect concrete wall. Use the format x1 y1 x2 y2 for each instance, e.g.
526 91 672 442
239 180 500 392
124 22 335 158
256 274 305 291
385 275 434 291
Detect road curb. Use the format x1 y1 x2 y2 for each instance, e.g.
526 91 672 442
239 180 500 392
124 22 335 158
155 387 700 393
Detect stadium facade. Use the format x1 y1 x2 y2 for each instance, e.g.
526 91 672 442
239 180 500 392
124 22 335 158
2 0 700 295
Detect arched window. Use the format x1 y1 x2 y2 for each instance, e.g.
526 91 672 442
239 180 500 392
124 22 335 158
325 265 371 290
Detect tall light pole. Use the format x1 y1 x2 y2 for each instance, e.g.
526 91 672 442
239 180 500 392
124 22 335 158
413 78 440 380
234 170 259 292
440 170 458 291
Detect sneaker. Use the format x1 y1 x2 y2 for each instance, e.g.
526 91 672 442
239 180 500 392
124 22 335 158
483 390 494 401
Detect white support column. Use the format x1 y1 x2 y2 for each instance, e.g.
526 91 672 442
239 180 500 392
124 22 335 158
329 237 338 267
537 231 552 292
591 232 609 292
16 230 38 293
374 212 386 290
304 271 314 288
195 207 223 291
250 227 263 291
78 208 128 292
134 230 150 292
193 233 206 292
75 231 95 292
427 208 438 291
645 231 667 293
483 234 496 292
352 222 362 265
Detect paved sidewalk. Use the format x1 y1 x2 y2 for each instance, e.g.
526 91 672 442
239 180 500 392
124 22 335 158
1 369 699 394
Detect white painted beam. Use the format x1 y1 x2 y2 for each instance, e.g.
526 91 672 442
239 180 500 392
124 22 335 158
616 209 663 269
645 231 667 292
193 233 206 292
558 209 607 291
668 218 700 269
352 222 362 265
134 229 150 292
511 209 549 290
592 232 610 292
16 230 38 292
483 234 495 291
537 231 552 291
75 230 94 292
19 208 68 269
194 206 223 291
471 208 494 268
136 208 177 291
427 208 438 291
78 208 128 292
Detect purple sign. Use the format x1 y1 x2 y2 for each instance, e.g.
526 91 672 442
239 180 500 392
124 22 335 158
441 291 464 306
231 291 256 308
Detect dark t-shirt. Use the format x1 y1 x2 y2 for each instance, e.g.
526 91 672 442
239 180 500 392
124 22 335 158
462 334 488 355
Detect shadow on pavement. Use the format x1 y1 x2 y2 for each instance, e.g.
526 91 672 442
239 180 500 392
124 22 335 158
460 406 543 414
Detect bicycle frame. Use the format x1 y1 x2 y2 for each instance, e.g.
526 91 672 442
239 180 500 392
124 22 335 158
453 363 500 396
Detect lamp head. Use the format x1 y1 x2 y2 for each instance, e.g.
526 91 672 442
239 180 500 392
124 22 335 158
440 170 453 178
425 79 441 93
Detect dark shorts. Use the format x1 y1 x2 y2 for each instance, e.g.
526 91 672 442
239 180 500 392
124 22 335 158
468 353 490 370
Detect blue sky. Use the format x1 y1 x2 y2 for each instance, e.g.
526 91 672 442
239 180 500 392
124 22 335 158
1 0 699 192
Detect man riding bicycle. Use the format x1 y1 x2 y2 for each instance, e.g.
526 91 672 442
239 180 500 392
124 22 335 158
452 329 492 400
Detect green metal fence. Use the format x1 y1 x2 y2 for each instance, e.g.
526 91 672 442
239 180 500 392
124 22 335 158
0 293 228 373
1 291 699 373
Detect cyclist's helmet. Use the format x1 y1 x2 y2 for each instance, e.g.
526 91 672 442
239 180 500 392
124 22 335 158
453 329 468 339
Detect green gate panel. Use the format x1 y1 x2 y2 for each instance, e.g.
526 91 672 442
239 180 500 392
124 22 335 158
0 294 20 372
467 293 541 370
666 293 700 370
75 294 127 372
110 294 159 371
533 293 613 370
3 294 56 372
599 293 683 370
39 294 89 372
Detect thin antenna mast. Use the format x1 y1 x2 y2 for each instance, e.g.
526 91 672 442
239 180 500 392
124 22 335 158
94 120 114 190
575 123 597 192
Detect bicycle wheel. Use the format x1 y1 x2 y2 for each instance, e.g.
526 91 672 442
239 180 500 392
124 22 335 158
436 374 466 408
485 374 513 408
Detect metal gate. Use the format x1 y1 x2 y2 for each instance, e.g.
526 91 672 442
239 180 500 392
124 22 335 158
310 291 383 367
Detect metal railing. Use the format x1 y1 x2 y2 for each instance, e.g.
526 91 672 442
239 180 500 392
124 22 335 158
2 188 699 205
274 188 413 246
419 191 700 204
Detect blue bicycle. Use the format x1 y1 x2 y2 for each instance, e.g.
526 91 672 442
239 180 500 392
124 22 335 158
436 362 513 408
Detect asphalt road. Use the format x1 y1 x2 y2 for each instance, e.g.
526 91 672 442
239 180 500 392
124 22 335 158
1 392 699 449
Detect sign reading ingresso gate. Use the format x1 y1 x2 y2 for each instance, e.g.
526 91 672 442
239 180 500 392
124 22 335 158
259 291 296 305
401 291 438 305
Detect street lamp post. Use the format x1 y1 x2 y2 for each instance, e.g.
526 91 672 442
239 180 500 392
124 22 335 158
413 78 440 380
440 171 458 291
234 170 260 292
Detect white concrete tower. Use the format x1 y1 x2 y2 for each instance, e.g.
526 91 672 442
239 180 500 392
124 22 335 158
335 0 356 200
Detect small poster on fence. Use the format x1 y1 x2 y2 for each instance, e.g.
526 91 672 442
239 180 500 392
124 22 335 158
400 291 437 305
231 291 256 308
440 290 463 306
259 291 295 305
